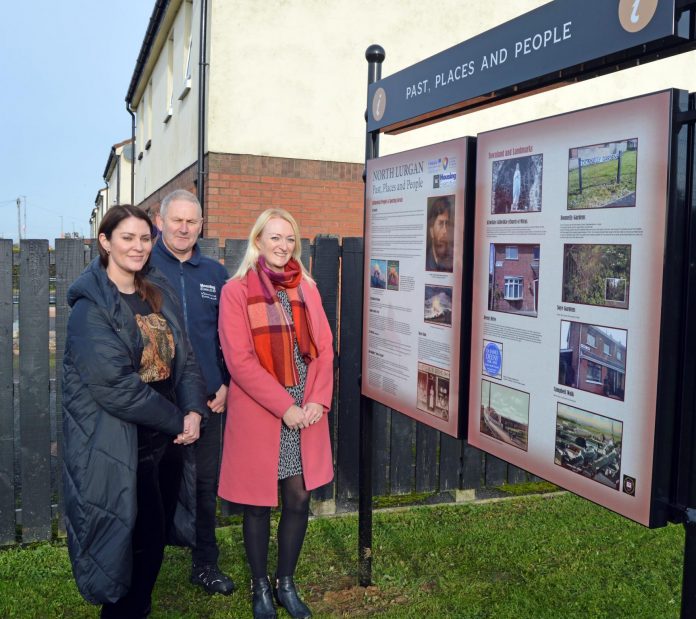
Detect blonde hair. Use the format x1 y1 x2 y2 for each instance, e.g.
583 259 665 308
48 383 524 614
233 208 314 282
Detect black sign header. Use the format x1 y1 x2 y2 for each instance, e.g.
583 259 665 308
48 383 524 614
367 0 679 133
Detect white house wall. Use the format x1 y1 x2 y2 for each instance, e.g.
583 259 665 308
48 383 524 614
207 0 696 162
105 147 133 207
135 0 696 200
134 0 201 203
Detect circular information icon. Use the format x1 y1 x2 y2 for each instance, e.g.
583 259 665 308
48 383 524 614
372 87 386 122
618 0 658 33
483 342 502 377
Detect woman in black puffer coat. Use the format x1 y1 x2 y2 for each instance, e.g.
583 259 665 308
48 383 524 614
62 204 208 618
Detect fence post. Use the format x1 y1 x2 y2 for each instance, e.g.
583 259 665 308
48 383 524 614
390 411 415 494
18 240 51 543
460 441 484 501
301 238 312 272
198 237 221 261
336 237 363 507
54 238 88 534
439 433 462 492
224 239 246 276
0 240 15 545
415 424 438 493
578 157 583 193
617 149 623 183
311 235 340 510
372 403 391 495
485 454 508 487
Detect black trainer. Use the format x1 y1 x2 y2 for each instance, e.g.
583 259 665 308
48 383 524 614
190 563 235 595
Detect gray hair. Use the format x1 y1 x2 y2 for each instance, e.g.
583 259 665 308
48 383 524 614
160 189 201 219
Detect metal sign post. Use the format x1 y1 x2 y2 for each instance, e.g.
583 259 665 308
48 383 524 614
358 44 385 588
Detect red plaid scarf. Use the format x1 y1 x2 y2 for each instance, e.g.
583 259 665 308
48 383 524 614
246 257 318 386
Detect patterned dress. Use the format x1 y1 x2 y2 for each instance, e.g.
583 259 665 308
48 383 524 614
276 289 307 479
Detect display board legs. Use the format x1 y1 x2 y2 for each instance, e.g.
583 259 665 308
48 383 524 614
358 394 373 586
682 509 696 618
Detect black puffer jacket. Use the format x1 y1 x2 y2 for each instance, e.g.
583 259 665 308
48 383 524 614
62 258 208 605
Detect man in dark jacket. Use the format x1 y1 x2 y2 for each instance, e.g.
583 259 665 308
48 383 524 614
151 189 234 595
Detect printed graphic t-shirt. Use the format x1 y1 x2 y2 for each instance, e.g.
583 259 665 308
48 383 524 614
120 291 175 399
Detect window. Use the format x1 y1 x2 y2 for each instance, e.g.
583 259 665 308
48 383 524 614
164 32 174 122
603 342 610 355
617 350 622 361
586 361 602 384
587 333 596 347
533 246 540 260
504 276 523 300
180 0 193 99
505 246 518 260
146 80 153 144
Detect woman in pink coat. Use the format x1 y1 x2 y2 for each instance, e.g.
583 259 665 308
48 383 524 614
218 208 334 619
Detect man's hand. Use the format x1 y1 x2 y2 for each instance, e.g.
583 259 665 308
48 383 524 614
207 384 228 414
174 412 202 445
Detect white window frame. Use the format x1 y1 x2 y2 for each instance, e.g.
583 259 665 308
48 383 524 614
504 276 523 300
179 0 193 100
587 333 596 347
505 246 519 260
164 32 174 122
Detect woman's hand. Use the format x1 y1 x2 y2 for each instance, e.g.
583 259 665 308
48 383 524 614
282 404 309 430
303 402 324 425
174 411 202 445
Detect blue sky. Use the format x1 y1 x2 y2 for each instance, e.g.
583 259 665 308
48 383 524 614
0 1 154 242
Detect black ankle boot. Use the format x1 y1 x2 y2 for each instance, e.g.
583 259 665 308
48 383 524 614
273 576 312 619
251 577 277 619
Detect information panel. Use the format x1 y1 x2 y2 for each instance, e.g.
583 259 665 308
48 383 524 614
363 138 471 437
467 91 675 525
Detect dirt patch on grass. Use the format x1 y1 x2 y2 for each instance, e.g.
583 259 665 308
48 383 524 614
303 576 417 617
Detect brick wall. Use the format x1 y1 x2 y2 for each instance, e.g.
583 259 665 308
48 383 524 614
139 153 366 241
139 163 198 219
205 153 365 240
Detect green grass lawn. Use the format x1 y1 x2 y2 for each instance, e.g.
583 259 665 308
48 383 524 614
0 492 684 618
568 150 637 210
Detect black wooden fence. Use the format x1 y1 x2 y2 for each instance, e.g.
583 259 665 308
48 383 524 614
0 236 532 547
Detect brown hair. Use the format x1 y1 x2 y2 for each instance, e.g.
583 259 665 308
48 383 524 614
98 205 162 312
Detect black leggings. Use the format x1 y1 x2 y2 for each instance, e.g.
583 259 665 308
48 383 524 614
101 429 170 619
243 475 310 579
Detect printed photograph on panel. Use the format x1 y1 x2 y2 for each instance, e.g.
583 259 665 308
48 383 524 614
387 260 400 291
480 380 529 451
424 285 453 327
491 154 543 214
425 195 455 273
562 244 631 309
369 259 387 289
568 138 638 209
482 339 503 380
417 362 450 421
488 243 540 317
559 321 627 401
555 403 623 491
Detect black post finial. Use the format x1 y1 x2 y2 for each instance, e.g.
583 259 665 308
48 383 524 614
365 44 385 64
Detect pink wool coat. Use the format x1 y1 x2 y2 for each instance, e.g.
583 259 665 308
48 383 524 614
218 274 334 506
